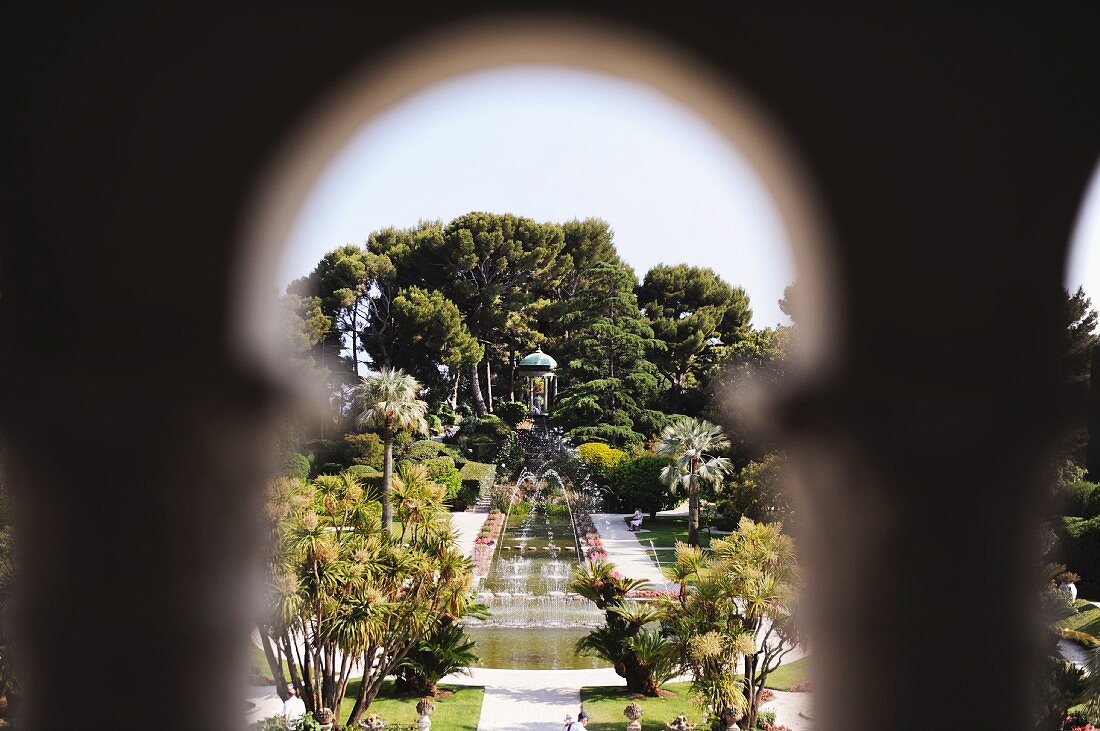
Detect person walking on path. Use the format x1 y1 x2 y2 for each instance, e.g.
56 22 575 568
282 687 306 730
565 710 589 729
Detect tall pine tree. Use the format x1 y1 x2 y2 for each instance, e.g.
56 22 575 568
553 261 667 447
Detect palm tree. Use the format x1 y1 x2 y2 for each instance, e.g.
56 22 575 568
655 418 732 547
353 368 428 528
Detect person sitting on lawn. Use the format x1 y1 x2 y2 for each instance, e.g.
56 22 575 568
629 508 644 531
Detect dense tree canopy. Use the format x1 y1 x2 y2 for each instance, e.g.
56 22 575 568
554 261 666 447
638 264 752 414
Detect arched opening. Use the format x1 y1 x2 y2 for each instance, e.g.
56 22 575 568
236 16 835 730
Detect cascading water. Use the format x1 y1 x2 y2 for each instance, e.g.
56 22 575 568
467 420 605 630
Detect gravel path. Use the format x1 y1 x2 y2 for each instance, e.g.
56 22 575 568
590 513 677 589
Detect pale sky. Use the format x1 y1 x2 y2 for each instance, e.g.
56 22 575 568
1068 162 1100 304
279 66 796 328
278 65 1100 325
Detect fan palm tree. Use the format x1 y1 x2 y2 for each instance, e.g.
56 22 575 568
353 368 428 528
655 418 732 547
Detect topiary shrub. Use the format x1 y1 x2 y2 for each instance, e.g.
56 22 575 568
455 461 496 510
344 432 384 468
403 439 461 462
424 457 462 501
494 400 528 428
319 462 345 476
577 442 628 487
608 456 676 516
282 452 311 481
345 463 383 487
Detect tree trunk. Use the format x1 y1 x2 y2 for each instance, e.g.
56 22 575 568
449 371 460 408
382 433 394 528
688 484 700 547
260 628 289 701
344 651 373 727
469 362 488 416
509 348 516 401
623 655 659 696
744 653 758 731
485 358 493 411
280 631 305 699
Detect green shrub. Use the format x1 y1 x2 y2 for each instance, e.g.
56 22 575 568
304 439 347 474
577 442 628 486
455 461 496 510
344 432 384 467
283 452 311 481
424 457 462 501
319 462 345 476
345 464 383 489
473 414 512 439
608 456 676 516
756 710 777 727
494 400 528 428
1065 481 1100 518
426 413 443 434
488 483 514 513
1063 515 1100 597
404 439 461 462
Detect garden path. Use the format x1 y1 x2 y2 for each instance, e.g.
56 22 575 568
591 513 678 590
447 668 619 731
450 511 488 558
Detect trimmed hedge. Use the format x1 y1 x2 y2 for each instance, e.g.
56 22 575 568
345 464 383 489
607 456 676 516
1063 515 1100 598
455 461 496 511
282 452 311 481
494 401 528 428
404 439 462 462
1064 481 1100 519
424 456 462 501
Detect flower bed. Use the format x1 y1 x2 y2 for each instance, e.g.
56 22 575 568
471 510 505 577
573 514 608 564
627 588 678 600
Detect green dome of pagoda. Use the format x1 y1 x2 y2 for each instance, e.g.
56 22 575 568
516 348 557 371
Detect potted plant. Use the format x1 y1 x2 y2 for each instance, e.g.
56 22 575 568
1058 571 1081 602
416 698 436 730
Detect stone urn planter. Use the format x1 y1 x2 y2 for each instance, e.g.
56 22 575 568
416 698 436 730
315 707 335 731
624 701 644 731
1058 571 1081 602
665 714 695 730
361 712 387 730
718 707 743 731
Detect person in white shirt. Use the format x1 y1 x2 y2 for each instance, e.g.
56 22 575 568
629 508 644 531
282 687 307 730
565 710 589 729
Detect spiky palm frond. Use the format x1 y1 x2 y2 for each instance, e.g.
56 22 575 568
609 599 665 629
352 368 429 437
630 629 680 685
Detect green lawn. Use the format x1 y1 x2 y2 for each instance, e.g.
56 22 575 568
581 661 809 730
250 647 484 730
338 680 483 730
763 656 809 690
632 516 714 549
1061 599 1100 644
580 683 698 731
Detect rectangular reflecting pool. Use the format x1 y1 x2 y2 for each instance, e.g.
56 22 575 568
465 626 611 669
